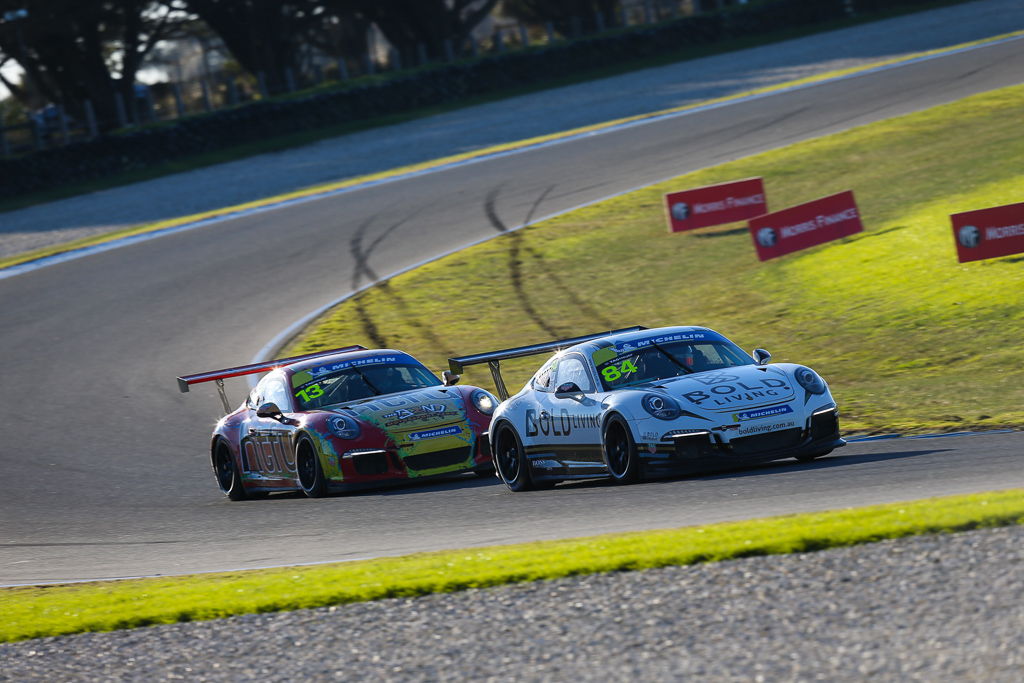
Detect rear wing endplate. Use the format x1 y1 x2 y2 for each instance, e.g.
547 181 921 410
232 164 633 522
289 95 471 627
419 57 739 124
177 344 366 413
448 327 645 400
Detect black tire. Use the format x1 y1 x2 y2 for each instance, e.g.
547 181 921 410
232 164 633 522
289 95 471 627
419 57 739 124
296 438 328 498
795 449 833 463
603 416 640 484
213 440 247 501
493 424 535 492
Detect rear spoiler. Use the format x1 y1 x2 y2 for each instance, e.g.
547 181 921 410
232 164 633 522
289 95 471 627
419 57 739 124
448 327 645 400
177 344 366 412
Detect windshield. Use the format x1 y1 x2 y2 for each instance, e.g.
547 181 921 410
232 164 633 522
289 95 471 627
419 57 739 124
291 359 440 409
595 340 754 390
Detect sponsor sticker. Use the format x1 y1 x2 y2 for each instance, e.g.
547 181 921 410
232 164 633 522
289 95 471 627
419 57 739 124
748 191 863 261
737 420 797 437
665 178 767 232
951 201 1024 263
732 405 793 422
308 355 401 378
408 425 461 441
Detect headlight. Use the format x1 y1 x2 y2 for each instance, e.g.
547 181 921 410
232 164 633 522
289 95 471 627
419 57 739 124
794 367 827 395
642 393 681 420
471 389 498 415
327 414 361 440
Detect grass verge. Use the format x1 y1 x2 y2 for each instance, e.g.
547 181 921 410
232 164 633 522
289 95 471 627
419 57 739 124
2 489 1022 643
286 83 1024 434
3 24 1018 273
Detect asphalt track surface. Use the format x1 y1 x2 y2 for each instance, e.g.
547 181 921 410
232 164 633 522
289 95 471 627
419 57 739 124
2 35 1024 585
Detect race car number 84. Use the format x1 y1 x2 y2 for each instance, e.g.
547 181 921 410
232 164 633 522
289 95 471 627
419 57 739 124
601 359 638 382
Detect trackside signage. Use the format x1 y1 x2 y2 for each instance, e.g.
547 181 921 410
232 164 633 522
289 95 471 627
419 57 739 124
664 177 767 232
748 190 863 261
951 201 1024 263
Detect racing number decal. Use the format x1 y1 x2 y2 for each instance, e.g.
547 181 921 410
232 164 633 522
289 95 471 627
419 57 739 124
601 359 638 383
295 384 324 404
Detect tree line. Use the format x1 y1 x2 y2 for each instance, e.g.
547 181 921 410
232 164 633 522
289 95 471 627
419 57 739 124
0 0 674 131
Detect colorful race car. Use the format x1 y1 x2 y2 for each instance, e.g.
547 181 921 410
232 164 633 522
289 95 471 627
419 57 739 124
450 326 844 492
177 345 498 499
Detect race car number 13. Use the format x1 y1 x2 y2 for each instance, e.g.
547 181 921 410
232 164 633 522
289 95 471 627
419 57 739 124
601 359 638 382
295 384 324 403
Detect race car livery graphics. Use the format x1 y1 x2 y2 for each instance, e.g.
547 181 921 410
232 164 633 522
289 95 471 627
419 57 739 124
178 346 497 500
451 325 844 492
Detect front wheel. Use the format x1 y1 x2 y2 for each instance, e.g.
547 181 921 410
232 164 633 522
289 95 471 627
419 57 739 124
603 417 640 484
296 439 328 498
213 440 247 501
493 425 535 492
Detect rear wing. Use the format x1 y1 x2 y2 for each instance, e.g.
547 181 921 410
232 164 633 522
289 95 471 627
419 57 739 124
448 327 645 400
177 344 366 412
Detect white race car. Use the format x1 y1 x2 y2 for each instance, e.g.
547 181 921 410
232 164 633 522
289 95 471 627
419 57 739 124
449 326 844 491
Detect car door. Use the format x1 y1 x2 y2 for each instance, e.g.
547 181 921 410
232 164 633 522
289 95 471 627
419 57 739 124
546 353 605 465
242 374 298 483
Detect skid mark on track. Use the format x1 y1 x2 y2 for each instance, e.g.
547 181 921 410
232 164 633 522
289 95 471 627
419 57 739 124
485 186 613 338
348 211 456 357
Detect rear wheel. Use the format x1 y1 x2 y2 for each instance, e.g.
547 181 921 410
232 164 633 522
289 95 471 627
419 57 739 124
603 417 640 484
493 425 535 492
213 440 247 501
296 439 327 498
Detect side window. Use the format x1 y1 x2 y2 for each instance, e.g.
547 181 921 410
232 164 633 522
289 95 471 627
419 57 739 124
554 355 594 393
532 359 556 392
263 379 291 411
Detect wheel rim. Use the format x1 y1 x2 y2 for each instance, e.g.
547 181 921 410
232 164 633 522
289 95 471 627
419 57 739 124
607 425 629 477
497 431 521 482
215 447 234 491
297 447 315 490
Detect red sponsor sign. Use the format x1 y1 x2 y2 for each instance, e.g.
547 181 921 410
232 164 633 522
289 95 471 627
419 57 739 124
951 201 1024 263
748 190 863 261
665 177 767 232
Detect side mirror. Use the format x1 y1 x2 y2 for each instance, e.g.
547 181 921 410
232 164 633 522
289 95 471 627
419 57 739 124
442 370 460 386
256 402 283 419
555 382 584 398
752 349 772 366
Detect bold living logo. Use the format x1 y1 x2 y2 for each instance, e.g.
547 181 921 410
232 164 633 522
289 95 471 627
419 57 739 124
665 177 767 233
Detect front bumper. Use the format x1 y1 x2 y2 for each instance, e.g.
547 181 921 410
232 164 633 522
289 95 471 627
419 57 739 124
642 407 845 474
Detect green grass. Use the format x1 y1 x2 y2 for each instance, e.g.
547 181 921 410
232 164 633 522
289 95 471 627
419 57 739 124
0 0 984 219
2 489 1021 643
286 83 1024 434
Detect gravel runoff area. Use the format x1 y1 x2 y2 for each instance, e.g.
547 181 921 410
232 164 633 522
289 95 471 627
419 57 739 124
2 0 1023 260
2 526 1021 681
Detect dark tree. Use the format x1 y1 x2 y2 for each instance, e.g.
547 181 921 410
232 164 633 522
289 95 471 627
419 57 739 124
501 0 620 36
0 1 182 129
184 0 328 94
346 0 500 63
